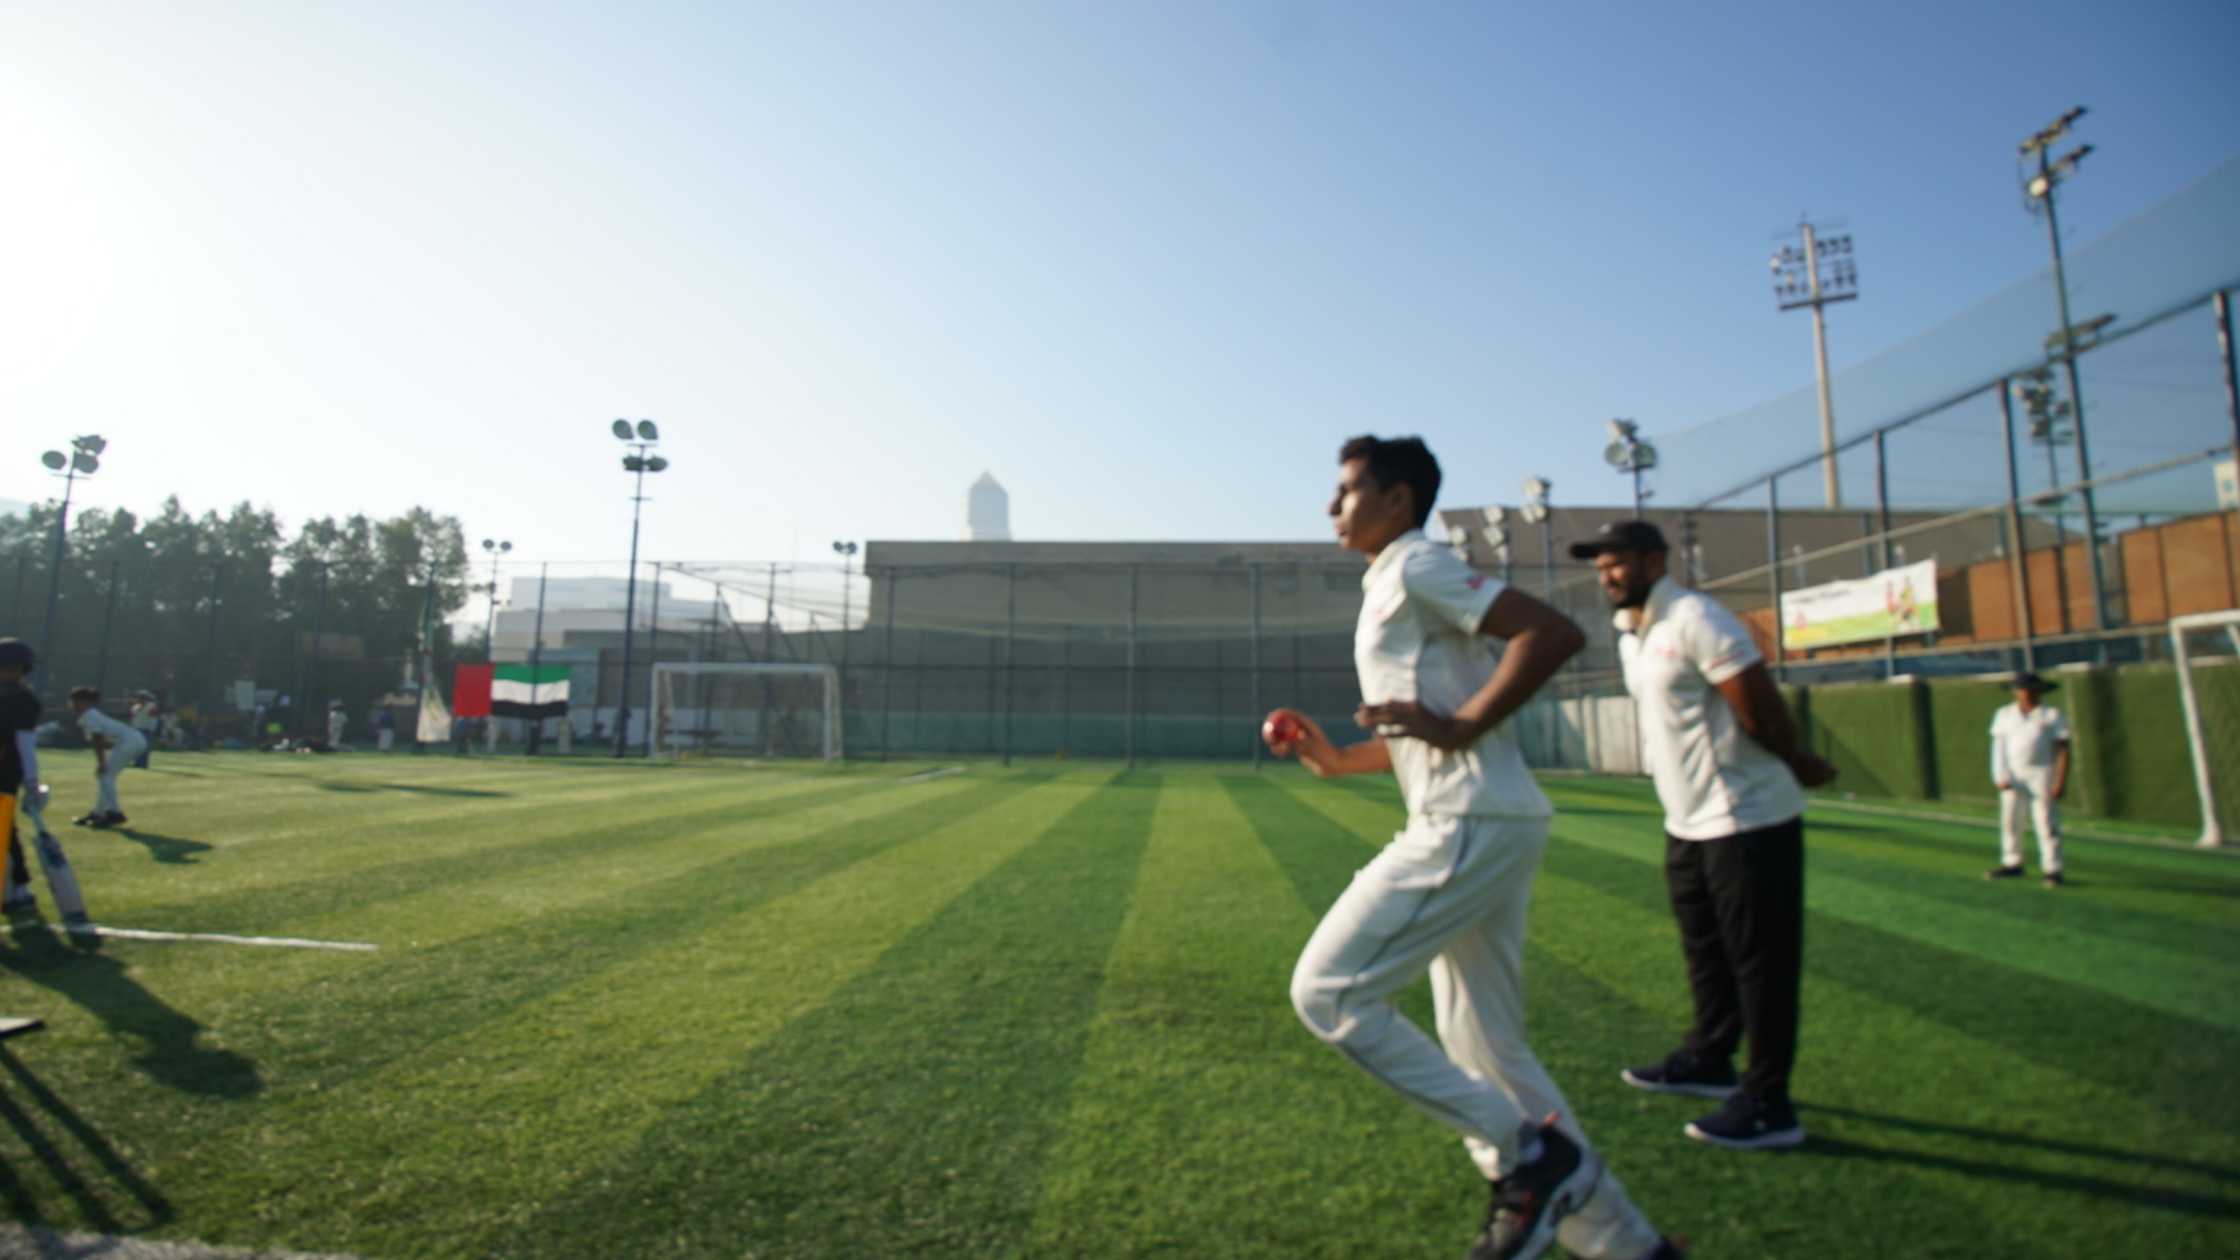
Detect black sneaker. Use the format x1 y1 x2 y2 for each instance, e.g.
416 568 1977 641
1621 1050 1738 1099
1685 1092 1805 1150
1467 1118 1601 1260
2043 872 2065 889
1645 1239 1690 1259
72 813 98 827
1984 864 2025 881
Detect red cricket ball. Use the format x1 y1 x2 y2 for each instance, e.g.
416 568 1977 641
1261 711 1304 748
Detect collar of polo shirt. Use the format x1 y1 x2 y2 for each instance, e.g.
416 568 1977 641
1362 528 1426 589
1613 573 1681 635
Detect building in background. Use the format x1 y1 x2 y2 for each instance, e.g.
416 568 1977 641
966 472 1011 542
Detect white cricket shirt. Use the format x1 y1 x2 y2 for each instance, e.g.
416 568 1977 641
79 705 145 750
1354 530 1552 821
1615 576 1804 841
1989 702 2070 787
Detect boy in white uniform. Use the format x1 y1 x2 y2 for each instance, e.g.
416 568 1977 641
1986 672 2071 888
70 687 147 829
1269 436 1680 1260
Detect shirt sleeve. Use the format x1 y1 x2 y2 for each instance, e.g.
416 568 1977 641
1400 544 1504 637
1682 598 1763 686
1988 710 2006 781
2050 709 2072 742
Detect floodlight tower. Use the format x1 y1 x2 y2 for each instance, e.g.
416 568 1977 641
1520 476 1555 598
1770 221 1858 507
35 434 105 680
2020 105 2111 628
610 419 669 758
480 538 513 661
1603 420 1654 516
831 540 859 660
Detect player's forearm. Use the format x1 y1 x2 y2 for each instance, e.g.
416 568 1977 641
1451 620 1583 742
1299 738 1391 779
14 733 37 795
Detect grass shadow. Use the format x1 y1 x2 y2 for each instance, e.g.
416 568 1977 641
1805 1134 2240 1219
1799 1101 2240 1185
113 829 214 865
0 924 263 1100
0 1047 176 1233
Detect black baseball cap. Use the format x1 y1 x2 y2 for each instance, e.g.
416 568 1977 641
2009 671 2058 693
1567 520 1668 560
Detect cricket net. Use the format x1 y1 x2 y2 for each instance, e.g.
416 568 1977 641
2172 611 2240 847
650 663 841 761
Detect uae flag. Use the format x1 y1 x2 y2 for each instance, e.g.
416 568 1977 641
491 664 570 719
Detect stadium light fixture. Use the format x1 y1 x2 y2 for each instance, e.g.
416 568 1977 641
1602 420 1655 516
481 539 513 661
1520 475 1556 598
1770 218 1858 508
35 434 107 685
610 419 669 757
2018 105 2110 629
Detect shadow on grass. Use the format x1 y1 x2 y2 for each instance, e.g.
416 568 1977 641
313 782 512 798
0 925 262 1100
113 829 214 865
1800 1101 2240 1185
0 1046 176 1233
1805 1133 2240 1219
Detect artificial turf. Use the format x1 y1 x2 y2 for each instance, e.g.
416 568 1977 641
2 750 2236 1258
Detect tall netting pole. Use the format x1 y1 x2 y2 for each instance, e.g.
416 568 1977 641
880 569 897 762
2217 291 2239 456
1876 430 1896 676
643 562 663 758
1766 478 1785 682
1250 562 1263 770
2000 379 2039 672
1002 563 1016 767
528 563 549 755
1126 564 1139 770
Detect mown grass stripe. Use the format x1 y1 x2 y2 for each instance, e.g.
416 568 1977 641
1532 834 2240 1134
97 775 890 936
149 772 1117 1257
16 775 1044 1201
490 772 1164 1259
1545 808 2240 1033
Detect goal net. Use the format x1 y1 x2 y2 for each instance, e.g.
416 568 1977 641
650 663 841 761
2171 611 2240 848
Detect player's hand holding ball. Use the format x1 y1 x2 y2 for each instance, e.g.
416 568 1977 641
1261 708 1323 759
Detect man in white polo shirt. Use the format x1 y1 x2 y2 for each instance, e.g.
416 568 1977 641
1985 672 2070 888
1268 437 1681 1260
1571 521 1834 1152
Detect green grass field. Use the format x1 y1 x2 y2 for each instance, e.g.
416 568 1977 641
4 751 2237 1259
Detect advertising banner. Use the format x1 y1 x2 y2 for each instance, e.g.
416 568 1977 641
1779 558 1939 650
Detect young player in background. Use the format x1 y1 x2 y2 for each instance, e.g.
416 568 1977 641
70 686 148 829
1267 436 1682 1260
1986 672 2070 888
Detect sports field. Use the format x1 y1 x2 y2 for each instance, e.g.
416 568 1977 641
3 751 2236 1259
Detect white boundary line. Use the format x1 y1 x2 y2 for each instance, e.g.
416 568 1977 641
1 922 380 952
900 766 968 784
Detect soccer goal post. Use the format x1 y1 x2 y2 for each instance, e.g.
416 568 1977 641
2171 610 2240 848
649 662 842 761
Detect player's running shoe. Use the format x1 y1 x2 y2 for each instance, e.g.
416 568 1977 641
1468 1118 1599 1260
1644 1237 1689 1258
89 812 126 829
1685 1091 1805 1150
72 813 98 827
1985 863 2025 880
3 891 38 916
1621 1050 1738 1099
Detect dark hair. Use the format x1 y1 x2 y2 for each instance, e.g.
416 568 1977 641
1338 435 1441 529
0 638 31 673
69 686 100 704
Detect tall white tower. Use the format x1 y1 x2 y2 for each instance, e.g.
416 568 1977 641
966 472 1011 541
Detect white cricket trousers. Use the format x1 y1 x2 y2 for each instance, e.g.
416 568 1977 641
98 737 147 815
1290 813 1661 1260
1999 781 2063 874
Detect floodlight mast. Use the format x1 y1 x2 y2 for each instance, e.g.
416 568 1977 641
36 435 105 684
1770 220 1858 508
480 538 513 661
610 419 667 757
1604 420 1654 515
2020 105 2111 630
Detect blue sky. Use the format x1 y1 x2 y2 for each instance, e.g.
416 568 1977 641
3 1 2236 573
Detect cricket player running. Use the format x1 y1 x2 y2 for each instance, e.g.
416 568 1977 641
3 640 90 924
70 686 147 829
1268 436 1680 1260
